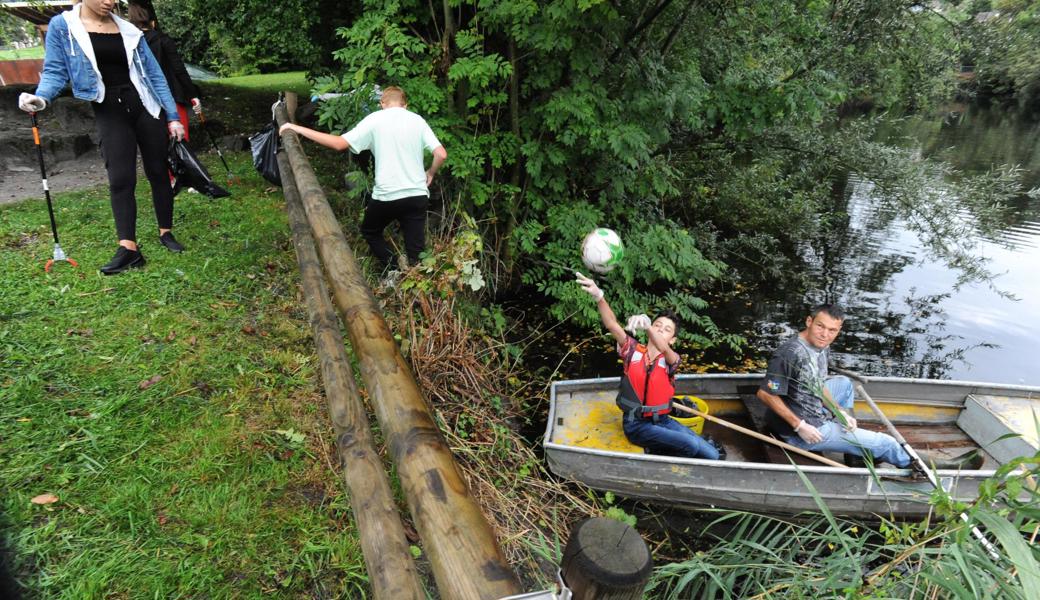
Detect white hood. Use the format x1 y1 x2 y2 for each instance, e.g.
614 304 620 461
62 5 160 117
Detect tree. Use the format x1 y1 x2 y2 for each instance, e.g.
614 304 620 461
153 0 356 75
317 0 1012 346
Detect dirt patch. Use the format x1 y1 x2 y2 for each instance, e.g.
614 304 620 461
0 155 108 206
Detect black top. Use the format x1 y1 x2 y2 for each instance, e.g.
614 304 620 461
89 32 130 87
144 29 200 104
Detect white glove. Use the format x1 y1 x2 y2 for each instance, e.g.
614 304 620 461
839 411 857 432
190 98 202 115
625 314 651 333
794 419 824 444
168 120 186 141
575 272 603 301
18 92 47 113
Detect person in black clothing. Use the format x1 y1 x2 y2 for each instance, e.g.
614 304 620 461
127 4 202 140
18 0 186 274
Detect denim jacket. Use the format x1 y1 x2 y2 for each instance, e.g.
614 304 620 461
35 5 179 121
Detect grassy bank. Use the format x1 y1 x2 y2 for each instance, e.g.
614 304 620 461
0 156 374 596
0 46 44 61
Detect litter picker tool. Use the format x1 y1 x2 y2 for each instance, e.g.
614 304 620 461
197 109 239 185
30 112 78 273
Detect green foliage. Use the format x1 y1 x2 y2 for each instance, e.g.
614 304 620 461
0 11 34 48
966 1 1040 107
154 0 354 75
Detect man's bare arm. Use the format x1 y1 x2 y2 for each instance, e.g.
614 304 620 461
757 389 802 429
279 123 350 152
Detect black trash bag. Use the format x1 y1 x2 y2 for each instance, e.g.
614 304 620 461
168 140 231 198
249 121 281 185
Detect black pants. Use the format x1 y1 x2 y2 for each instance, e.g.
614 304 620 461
359 194 428 269
92 85 172 242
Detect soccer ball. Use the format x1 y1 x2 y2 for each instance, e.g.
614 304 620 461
581 228 624 273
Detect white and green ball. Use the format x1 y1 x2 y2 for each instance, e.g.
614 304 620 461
581 228 625 273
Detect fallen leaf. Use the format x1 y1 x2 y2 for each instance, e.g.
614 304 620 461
209 220 221 228
157 512 169 526
246 274 256 280
31 493 59 505
187 335 198 346
241 325 256 335
166 331 177 342
138 375 163 390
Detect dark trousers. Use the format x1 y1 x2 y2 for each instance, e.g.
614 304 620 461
359 194 428 269
92 85 173 242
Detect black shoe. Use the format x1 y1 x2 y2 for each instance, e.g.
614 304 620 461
920 450 984 471
159 232 184 253
100 246 145 275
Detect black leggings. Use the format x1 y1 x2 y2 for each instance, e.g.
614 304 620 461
359 194 429 269
92 85 172 242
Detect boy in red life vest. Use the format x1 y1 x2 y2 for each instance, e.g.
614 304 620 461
576 273 721 460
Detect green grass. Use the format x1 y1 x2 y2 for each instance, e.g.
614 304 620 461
0 152 374 598
207 72 311 97
0 46 44 61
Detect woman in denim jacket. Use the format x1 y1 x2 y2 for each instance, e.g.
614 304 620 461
18 0 187 274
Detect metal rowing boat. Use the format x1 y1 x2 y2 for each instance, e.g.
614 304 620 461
543 374 1040 517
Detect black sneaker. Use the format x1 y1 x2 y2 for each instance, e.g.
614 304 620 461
100 246 145 275
159 231 184 253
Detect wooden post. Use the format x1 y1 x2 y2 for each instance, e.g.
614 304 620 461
562 517 652 600
284 91 298 124
276 103 521 600
277 151 425 599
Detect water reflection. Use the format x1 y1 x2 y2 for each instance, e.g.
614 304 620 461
742 104 1040 386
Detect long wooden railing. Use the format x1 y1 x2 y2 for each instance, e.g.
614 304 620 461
275 103 522 599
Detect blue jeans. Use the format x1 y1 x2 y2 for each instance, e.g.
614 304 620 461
623 415 720 460
782 376 910 467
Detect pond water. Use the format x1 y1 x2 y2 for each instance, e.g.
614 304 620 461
726 104 1040 386
542 104 1040 387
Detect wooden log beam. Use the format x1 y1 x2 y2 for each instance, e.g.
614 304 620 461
275 104 521 600
277 150 425 599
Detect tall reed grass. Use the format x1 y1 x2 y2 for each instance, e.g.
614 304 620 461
648 451 1040 599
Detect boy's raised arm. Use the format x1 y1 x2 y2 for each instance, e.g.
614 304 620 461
576 272 627 345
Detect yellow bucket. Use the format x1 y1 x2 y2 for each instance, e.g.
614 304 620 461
671 395 709 435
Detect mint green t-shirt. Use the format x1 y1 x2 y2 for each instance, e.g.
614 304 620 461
341 106 442 201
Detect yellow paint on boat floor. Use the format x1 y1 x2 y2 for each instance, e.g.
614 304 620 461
552 393 641 453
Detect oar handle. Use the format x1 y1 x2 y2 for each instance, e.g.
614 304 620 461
671 403 850 469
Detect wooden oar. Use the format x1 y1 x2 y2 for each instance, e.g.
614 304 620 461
670 403 850 469
831 367 1001 560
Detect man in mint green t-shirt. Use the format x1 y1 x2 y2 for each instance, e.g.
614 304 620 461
280 86 448 270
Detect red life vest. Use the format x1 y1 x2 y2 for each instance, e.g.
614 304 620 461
616 342 674 419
